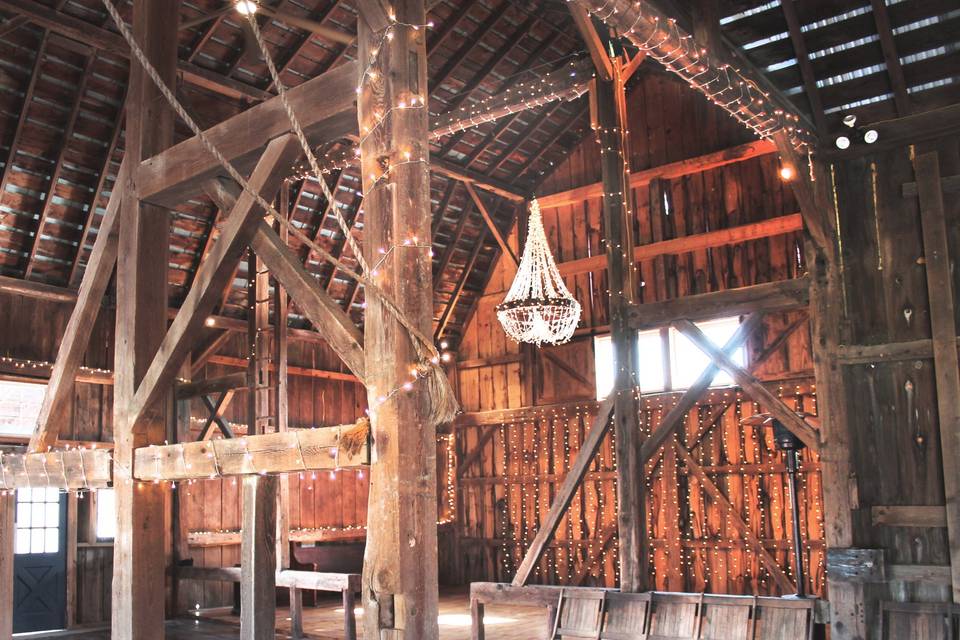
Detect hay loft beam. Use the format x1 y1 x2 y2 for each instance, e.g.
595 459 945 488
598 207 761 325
133 424 368 482
568 0 815 148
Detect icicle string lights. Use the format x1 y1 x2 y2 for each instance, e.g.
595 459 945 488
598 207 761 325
497 198 581 345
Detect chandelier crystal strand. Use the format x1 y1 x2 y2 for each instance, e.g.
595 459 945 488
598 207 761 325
497 198 581 345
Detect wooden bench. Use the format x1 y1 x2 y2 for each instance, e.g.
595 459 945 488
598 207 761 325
471 583 821 640
178 565 361 639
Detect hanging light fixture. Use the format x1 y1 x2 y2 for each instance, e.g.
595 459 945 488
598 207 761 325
496 198 581 346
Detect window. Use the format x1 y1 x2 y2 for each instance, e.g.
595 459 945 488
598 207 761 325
0 380 46 437
95 488 116 541
594 316 746 399
15 488 61 554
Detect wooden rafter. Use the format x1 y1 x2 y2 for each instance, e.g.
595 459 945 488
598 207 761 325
464 182 518 266
435 225 488 340
68 90 126 287
779 0 827 136
24 53 94 279
0 30 47 211
433 193 474 289
429 0 505 91
869 0 911 117
569 3 612 81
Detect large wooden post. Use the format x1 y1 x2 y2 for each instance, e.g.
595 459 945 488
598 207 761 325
0 492 13 639
111 2 178 639
595 59 647 591
356 0 440 636
241 247 279 639
774 136 861 637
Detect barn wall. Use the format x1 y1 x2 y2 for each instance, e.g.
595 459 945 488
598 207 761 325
445 68 824 595
829 134 960 633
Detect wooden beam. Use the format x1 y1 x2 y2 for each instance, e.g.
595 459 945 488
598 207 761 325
204 178 367 382
0 31 47 210
912 151 960 602
560 214 803 277
198 392 236 440
357 0 440 635
673 442 796 594
569 4 612 81
136 62 357 208
571 523 617 586
778 134 834 253
639 314 763 463
174 372 248 399
191 330 232 376
0 448 112 489
0 493 12 638
241 473 278 639
24 54 94 279
206 355 359 383
674 319 820 451
779 0 827 136
464 182 518 266
432 158 527 202
111 1 177 635
512 397 615 585
872 506 947 528
538 139 777 209
435 227 488 341
903 175 960 198
127 135 303 433
869 0 910 117
29 160 127 453
595 62 646 592
176 565 361 591
628 276 809 330
133 424 368 481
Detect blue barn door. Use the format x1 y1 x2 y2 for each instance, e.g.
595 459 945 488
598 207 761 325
13 488 67 633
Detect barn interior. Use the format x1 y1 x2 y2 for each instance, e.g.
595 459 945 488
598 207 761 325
0 0 958 638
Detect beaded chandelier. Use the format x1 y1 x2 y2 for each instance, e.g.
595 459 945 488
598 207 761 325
496 198 581 346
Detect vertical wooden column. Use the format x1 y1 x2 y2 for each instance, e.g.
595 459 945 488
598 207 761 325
241 248 279 639
775 136 860 637
111 2 177 639
595 59 647 591
914 151 960 602
356 0 440 636
171 357 192 615
0 492 13 639
275 183 299 638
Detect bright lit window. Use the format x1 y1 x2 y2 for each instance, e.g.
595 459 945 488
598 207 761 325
15 488 61 554
95 488 116 541
0 380 45 436
594 316 746 399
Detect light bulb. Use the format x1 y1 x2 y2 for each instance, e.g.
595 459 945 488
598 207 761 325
235 0 257 15
835 135 851 150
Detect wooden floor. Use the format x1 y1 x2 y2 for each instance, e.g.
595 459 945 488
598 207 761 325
59 589 548 639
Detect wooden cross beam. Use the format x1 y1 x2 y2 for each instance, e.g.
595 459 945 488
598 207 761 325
0 449 112 490
674 319 820 451
512 396 615 586
198 392 237 440
639 313 763 463
133 424 368 482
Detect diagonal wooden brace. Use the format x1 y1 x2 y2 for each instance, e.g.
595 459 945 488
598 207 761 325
29 159 128 453
203 178 366 383
674 318 820 451
127 134 303 434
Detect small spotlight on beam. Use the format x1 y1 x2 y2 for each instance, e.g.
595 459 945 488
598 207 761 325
862 128 879 144
842 114 857 128
779 164 795 182
835 135 851 150
235 0 257 15
204 316 216 327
